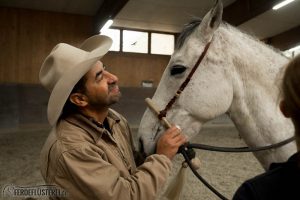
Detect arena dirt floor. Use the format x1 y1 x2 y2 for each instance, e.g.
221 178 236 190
0 124 264 200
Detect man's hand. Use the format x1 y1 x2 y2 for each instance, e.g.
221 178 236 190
156 125 187 160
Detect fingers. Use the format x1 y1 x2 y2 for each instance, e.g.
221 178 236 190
171 128 181 138
168 125 187 143
164 125 179 134
156 125 188 160
173 134 187 147
174 133 187 143
175 125 181 131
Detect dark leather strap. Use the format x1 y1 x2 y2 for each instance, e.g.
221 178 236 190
158 41 212 119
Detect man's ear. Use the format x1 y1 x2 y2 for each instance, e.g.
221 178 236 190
69 93 88 107
280 100 291 118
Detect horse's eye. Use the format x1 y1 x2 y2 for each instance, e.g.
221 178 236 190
170 65 187 76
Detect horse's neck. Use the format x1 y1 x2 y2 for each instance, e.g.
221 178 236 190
221 27 297 169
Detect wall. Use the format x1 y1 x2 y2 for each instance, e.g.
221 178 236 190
0 7 171 129
0 83 48 129
0 7 93 84
0 84 156 129
0 7 170 87
102 52 169 87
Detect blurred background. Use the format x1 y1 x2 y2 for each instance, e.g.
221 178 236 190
0 0 299 129
0 0 299 199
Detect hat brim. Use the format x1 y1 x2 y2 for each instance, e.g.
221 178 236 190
47 36 112 125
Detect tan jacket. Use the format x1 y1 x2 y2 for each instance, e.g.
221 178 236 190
40 109 172 200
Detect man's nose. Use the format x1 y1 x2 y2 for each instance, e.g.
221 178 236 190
105 71 119 83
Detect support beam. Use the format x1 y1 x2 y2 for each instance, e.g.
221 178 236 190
264 26 300 51
223 0 282 26
93 0 128 34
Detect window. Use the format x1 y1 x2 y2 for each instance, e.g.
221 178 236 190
151 33 174 55
100 28 175 55
122 30 148 53
100 28 120 51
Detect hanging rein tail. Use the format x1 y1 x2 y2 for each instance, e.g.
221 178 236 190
145 98 295 200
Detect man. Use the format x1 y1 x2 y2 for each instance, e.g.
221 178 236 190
39 35 186 200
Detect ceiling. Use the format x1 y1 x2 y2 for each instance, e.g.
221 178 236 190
0 0 104 15
1 0 300 50
113 0 236 33
239 0 300 39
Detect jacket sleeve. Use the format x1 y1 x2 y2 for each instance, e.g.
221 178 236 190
57 145 172 200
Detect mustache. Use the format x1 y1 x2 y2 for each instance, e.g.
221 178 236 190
108 83 118 92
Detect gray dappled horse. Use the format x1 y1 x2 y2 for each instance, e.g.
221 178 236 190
137 0 296 171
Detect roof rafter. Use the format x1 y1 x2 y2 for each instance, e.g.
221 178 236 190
223 0 282 26
265 25 300 50
223 0 300 51
93 0 128 34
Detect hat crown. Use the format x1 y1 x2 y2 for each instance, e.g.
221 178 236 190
39 43 87 92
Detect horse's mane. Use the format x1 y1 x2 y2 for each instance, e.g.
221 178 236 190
176 18 288 59
224 23 286 58
175 18 202 50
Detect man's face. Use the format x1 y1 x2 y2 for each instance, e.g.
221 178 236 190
83 61 121 109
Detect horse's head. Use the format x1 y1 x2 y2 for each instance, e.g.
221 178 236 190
138 0 234 155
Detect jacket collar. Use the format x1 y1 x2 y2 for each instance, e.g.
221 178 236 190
64 109 121 143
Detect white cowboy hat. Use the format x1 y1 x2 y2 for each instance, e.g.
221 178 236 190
39 35 112 126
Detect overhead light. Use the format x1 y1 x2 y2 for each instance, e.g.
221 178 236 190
272 0 295 10
287 45 300 52
284 45 300 58
100 19 113 33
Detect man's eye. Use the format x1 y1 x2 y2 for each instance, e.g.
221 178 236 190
170 65 187 76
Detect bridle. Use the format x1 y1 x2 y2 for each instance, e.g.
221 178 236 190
158 40 212 120
147 37 295 200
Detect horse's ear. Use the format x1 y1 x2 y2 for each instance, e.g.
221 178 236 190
197 0 223 39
